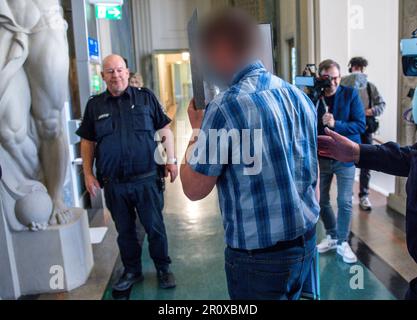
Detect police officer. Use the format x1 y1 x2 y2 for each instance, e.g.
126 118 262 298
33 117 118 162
76 55 178 291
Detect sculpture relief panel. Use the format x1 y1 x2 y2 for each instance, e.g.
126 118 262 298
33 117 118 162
0 0 93 299
0 0 73 230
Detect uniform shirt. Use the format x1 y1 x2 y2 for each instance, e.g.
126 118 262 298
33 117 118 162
188 61 320 250
76 86 171 182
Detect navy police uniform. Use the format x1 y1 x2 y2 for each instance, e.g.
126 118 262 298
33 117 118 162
76 86 172 274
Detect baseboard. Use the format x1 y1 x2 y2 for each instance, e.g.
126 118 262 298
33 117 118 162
387 194 407 215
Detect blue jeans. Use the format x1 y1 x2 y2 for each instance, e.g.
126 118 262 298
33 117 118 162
225 231 316 300
319 158 356 243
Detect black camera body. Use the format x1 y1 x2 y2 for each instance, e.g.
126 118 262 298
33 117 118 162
295 64 332 104
401 30 417 77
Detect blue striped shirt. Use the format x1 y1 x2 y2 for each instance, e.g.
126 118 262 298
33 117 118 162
189 61 320 250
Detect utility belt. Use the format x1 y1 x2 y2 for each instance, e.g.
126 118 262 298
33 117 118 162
228 227 316 255
100 167 165 192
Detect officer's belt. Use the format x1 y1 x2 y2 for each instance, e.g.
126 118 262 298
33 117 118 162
102 171 158 185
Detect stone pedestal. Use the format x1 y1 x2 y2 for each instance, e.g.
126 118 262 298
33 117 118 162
0 208 93 299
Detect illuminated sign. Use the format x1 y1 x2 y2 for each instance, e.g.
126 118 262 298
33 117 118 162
91 74 102 94
88 37 100 61
95 5 122 20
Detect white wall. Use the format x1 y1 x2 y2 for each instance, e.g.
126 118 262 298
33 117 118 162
348 0 399 145
318 0 399 195
319 0 399 143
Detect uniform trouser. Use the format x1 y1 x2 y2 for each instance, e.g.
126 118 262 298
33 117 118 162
319 158 356 244
359 133 373 198
104 176 171 274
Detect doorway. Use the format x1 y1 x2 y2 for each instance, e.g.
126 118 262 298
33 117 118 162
153 52 193 122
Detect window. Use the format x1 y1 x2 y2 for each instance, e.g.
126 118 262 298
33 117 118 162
287 38 297 84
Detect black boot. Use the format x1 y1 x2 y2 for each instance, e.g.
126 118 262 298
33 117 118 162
157 270 176 289
113 272 144 292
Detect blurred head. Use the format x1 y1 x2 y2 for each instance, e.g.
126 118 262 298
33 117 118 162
319 59 342 96
349 57 368 73
129 73 144 88
199 8 259 85
101 54 130 96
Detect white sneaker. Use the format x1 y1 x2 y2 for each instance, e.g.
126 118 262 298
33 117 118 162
337 242 358 264
360 196 372 211
317 236 338 253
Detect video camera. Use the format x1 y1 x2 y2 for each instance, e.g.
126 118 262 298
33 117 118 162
401 28 417 77
295 64 333 104
401 28 417 125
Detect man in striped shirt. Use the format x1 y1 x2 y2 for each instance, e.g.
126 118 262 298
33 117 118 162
180 8 319 300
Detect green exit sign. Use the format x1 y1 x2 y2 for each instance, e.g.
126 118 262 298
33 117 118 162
95 5 122 20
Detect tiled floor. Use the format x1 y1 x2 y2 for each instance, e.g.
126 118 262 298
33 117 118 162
101 175 407 300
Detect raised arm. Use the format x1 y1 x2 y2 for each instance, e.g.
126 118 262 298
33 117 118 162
180 99 219 201
318 128 414 177
357 142 414 177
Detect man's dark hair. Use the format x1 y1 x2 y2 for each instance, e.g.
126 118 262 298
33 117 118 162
319 59 341 76
199 8 258 57
349 57 368 69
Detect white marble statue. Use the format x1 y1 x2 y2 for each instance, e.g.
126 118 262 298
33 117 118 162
0 0 73 231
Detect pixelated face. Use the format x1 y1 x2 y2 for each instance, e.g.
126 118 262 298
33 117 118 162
102 56 129 95
203 39 238 85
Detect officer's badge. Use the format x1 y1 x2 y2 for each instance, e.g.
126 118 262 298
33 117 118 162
98 113 110 120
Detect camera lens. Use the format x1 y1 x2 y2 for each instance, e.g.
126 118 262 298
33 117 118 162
403 56 417 76
411 57 417 75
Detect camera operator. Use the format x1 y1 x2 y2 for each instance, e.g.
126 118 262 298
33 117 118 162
315 59 366 264
342 57 386 211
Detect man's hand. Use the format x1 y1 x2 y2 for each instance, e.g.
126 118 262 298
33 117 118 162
318 128 361 163
188 98 205 129
366 109 374 117
165 164 178 183
322 113 335 129
85 174 100 197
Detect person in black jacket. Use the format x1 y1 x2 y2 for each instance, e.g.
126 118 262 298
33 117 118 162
318 127 417 300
